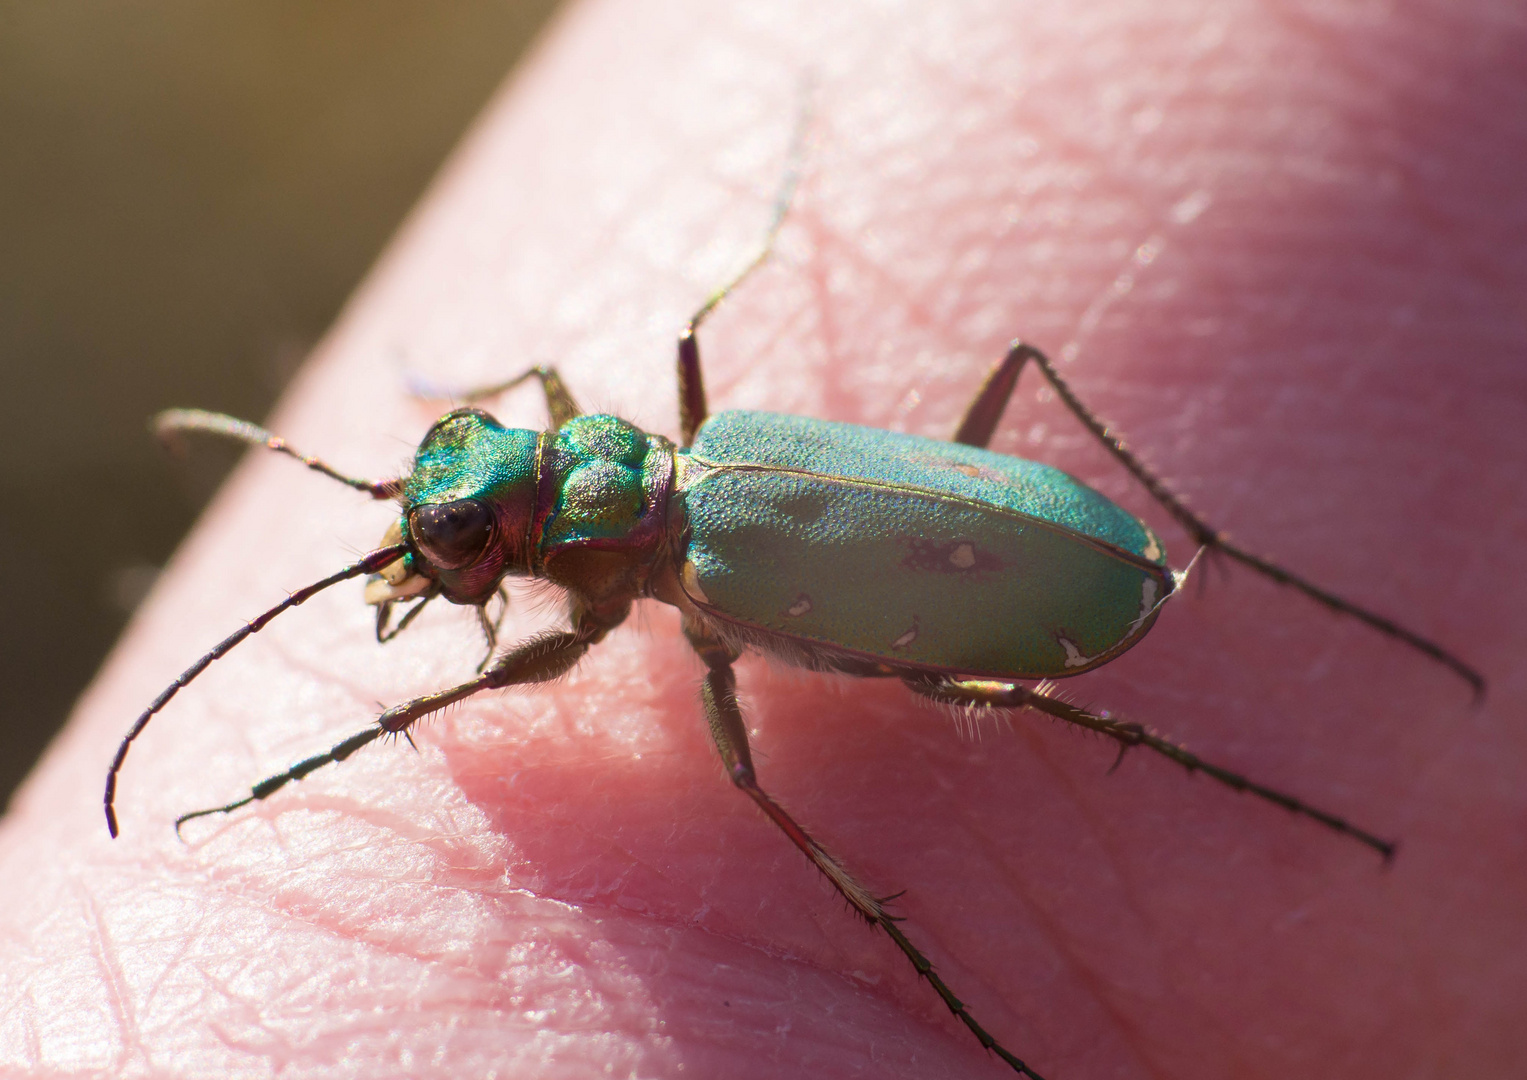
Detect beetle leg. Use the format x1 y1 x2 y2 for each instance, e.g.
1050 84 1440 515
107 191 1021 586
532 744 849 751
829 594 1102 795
677 92 812 447
414 365 582 429
470 587 513 673
474 604 497 673
173 618 607 835
375 587 438 643
952 347 1030 449
904 673 1398 861
682 622 1047 1078
678 220 786 444
959 340 1484 698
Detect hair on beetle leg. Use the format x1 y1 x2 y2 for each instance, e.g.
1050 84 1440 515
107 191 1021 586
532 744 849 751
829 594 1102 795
517 578 570 622
916 687 1012 742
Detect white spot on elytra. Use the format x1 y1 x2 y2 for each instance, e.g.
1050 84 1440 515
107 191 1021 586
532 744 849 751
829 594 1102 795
1139 579 1158 621
891 620 919 650
786 594 812 617
949 543 976 569
1058 636 1095 668
1142 533 1162 562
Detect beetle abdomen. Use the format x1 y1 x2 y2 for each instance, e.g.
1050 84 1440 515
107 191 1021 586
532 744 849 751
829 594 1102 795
680 411 1171 677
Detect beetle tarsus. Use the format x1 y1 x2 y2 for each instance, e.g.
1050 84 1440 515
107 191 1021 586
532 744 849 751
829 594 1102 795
879 917 1049 1080
377 590 436 643
174 795 255 839
174 615 609 837
1214 535 1486 702
172 724 387 837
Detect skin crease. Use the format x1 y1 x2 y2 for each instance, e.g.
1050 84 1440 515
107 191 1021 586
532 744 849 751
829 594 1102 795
0 0 1522 1076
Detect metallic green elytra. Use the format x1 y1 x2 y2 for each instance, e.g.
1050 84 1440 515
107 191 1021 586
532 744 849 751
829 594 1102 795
682 410 1171 678
108 230 1482 1080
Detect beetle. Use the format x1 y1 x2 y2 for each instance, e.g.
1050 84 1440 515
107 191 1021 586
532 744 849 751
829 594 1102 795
103 183 1482 1078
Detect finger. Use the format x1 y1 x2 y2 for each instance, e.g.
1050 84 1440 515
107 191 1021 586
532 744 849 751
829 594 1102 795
0 2 1521 1079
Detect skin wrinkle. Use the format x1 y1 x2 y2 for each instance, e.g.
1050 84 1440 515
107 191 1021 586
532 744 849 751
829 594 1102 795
998 718 1165 938
960 728 1176 1077
135 904 202 1029
987 870 1165 1080
82 890 136 1075
195 896 622 1068
255 874 483 972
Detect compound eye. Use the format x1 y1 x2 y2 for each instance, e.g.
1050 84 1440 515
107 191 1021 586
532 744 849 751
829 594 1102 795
409 499 492 570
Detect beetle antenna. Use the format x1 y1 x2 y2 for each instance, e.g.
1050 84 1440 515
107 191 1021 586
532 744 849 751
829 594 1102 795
104 543 409 839
155 409 403 499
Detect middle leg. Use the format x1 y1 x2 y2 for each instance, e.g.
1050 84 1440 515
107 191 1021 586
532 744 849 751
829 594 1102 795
683 617 1047 1078
472 585 512 673
904 672 1396 860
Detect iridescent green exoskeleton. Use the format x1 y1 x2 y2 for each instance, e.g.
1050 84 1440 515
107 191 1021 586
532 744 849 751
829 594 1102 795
104 184 1483 1080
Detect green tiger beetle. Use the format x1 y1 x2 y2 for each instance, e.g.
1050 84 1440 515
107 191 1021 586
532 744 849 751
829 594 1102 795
103 167 1482 1080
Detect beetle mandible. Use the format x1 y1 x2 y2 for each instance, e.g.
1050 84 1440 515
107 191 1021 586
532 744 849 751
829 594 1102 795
102 157 1482 1079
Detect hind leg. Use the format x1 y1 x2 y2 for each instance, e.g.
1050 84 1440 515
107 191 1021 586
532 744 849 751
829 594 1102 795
950 341 1482 696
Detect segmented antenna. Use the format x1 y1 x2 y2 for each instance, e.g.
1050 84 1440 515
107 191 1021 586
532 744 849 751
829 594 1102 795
104 543 408 838
155 409 403 499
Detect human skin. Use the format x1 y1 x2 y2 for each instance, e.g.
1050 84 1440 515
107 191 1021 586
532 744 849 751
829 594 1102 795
1 0 1522 1076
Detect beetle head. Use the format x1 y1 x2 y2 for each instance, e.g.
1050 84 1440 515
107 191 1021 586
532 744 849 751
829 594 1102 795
366 408 542 610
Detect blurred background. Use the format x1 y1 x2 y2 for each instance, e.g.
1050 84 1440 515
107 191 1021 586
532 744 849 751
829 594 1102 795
0 1 562 807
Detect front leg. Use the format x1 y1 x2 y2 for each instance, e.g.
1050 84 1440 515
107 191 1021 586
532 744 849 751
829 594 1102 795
174 614 608 834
